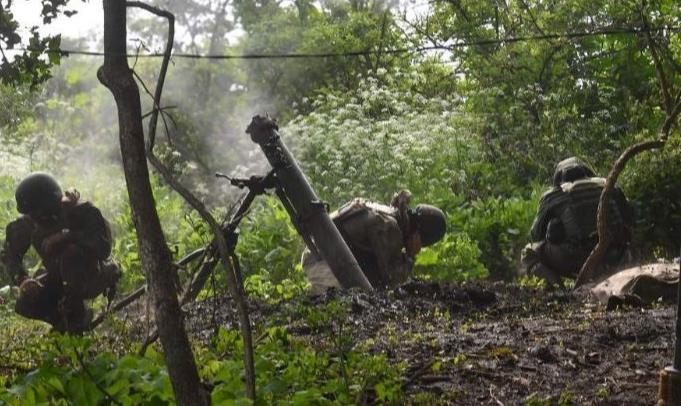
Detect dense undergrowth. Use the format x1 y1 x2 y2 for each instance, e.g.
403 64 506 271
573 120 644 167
0 66 679 402
1 0 680 402
0 294 404 404
0 64 678 401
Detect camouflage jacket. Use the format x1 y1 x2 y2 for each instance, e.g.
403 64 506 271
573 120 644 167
1 201 112 284
530 177 632 248
330 199 412 288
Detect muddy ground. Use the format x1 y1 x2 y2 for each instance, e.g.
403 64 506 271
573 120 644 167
176 280 676 405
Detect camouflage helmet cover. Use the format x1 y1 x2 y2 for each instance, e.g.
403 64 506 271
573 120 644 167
15 172 63 215
413 204 447 246
552 157 596 187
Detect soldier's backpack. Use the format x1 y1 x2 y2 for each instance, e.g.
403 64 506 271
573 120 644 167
536 177 627 245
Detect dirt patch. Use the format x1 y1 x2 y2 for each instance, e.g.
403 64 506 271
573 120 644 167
181 280 674 405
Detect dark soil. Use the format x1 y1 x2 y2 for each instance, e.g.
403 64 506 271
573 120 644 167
182 280 675 405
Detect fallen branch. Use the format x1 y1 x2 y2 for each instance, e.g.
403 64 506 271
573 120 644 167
90 285 146 329
403 359 437 388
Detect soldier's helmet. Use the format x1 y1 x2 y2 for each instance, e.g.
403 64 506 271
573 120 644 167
552 157 596 187
15 172 63 215
413 204 447 246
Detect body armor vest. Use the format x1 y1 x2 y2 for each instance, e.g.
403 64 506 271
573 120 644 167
538 177 626 245
331 198 397 223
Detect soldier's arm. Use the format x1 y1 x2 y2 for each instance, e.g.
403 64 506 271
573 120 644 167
530 206 552 242
1 217 34 285
529 216 546 242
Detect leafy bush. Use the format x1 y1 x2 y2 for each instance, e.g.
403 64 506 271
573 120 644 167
0 335 174 405
208 324 404 404
0 324 405 405
285 69 490 208
237 196 309 301
415 233 488 282
454 192 541 279
621 137 681 259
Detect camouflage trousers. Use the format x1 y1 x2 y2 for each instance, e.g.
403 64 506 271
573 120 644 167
520 240 628 286
15 243 120 333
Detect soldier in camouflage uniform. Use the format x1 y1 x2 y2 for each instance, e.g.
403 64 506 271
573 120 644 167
1 173 120 333
303 190 447 294
520 157 632 286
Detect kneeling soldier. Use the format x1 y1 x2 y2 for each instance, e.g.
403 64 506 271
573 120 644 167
1 173 120 333
303 190 446 294
521 157 632 286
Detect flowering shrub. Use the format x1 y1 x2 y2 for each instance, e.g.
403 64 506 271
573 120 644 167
286 69 483 208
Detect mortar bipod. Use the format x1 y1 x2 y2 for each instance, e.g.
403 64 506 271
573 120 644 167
245 115 372 290
214 170 320 259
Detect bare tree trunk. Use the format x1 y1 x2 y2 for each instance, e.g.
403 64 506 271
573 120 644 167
197 0 229 109
97 1 207 404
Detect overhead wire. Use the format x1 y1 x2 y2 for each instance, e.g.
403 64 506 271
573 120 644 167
7 25 679 60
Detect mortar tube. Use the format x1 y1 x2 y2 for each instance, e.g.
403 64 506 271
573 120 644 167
246 115 372 290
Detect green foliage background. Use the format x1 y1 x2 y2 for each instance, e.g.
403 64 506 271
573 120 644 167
1 0 680 402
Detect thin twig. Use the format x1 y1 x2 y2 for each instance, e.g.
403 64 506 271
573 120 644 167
53 340 123 406
403 359 436 388
489 384 505 406
642 11 673 113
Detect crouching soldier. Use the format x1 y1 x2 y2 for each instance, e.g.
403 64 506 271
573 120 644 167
303 190 447 294
1 173 120 333
520 157 633 286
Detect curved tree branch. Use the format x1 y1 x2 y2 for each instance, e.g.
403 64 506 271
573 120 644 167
574 16 681 287
574 138 666 287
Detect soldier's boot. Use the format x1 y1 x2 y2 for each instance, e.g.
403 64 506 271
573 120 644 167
521 243 563 288
528 262 564 289
100 261 121 306
606 294 644 311
15 278 45 317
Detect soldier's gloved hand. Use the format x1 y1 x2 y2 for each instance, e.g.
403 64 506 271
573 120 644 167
405 232 422 257
105 284 117 310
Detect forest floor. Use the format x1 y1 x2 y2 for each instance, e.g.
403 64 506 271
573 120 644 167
184 280 674 405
